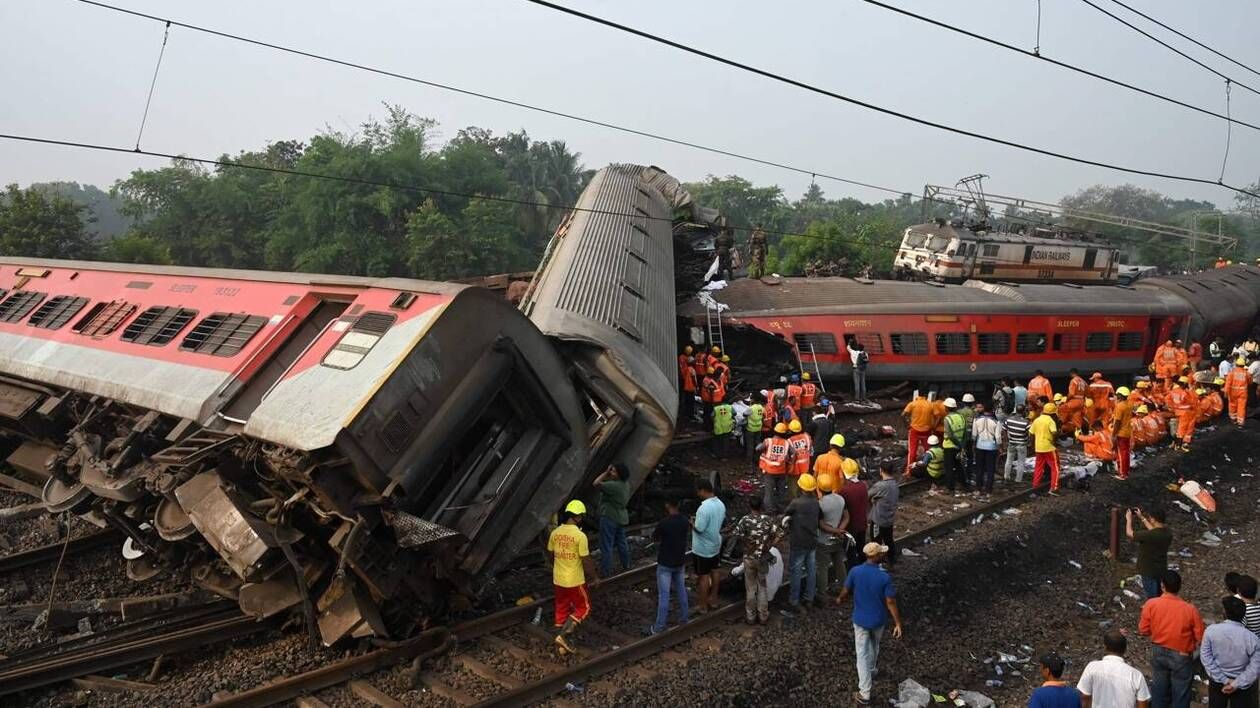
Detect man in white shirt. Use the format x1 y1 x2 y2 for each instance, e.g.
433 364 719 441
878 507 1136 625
1078 630 1151 708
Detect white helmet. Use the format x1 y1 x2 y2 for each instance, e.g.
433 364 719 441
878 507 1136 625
927 435 940 445
944 397 958 409
962 393 976 403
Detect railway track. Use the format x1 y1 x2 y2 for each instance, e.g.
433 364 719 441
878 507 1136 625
0 529 122 575
203 478 1047 708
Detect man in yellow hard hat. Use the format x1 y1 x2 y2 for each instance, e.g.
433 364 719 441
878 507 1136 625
787 419 813 499
1225 357 1251 425
800 371 818 410
1030 401 1061 494
548 499 598 654
756 422 792 511
815 473 851 600
783 473 820 615
1111 386 1134 480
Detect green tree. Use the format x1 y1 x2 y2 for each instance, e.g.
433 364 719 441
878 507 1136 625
0 184 96 259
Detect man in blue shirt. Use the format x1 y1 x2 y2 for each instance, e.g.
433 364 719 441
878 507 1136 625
1201 596 1260 706
691 479 726 615
1029 653 1081 708
836 542 904 705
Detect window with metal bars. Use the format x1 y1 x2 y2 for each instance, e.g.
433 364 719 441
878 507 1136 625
890 332 928 356
792 333 838 355
843 333 884 355
1016 332 1047 354
934 332 971 355
1085 332 1113 352
0 291 47 323
1053 333 1082 352
1117 332 1144 351
121 306 197 346
322 312 397 370
75 300 138 337
28 295 90 330
977 332 1011 354
180 313 267 356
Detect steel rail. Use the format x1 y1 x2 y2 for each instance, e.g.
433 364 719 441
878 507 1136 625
0 530 122 575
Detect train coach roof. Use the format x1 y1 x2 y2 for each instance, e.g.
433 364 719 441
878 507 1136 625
907 222 1109 247
0 257 468 296
687 276 1188 317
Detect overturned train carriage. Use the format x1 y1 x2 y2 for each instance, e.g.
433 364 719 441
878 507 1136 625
0 164 683 645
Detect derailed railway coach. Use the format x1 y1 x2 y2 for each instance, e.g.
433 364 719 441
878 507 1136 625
0 163 684 645
685 265 1260 386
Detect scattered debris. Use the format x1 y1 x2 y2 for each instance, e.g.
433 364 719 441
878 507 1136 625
893 679 932 708
1199 531 1223 547
1068 560 1082 569
1179 480 1217 512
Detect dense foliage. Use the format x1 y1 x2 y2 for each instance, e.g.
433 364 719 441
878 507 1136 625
1 106 1256 278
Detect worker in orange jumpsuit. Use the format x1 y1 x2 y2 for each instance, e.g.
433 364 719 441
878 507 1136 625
1075 422 1116 474
1110 386 1134 479
757 422 791 511
713 355 731 391
1197 385 1222 424
1187 341 1203 371
902 392 935 474
785 374 804 411
1224 357 1251 426
678 355 698 428
1027 370 1054 407
1130 405 1150 448
1061 369 1088 435
678 346 693 379
1167 376 1197 451
1086 372 1114 428
786 419 812 499
930 394 948 437
700 368 725 430
1153 339 1180 384
799 372 818 411
1141 405 1165 447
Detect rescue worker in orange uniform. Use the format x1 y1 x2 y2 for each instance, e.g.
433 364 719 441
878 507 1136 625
678 355 698 428
1173 339 1189 372
756 422 792 511
1167 376 1197 451
700 368 724 430
713 355 732 391
785 374 804 411
1028 370 1054 406
930 394 948 437
1109 386 1133 479
1225 357 1251 426
1061 369 1088 434
1196 385 1221 425
1086 372 1114 428
799 373 818 411
1075 422 1117 475
678 346 693 380
1154 339 1180 383
902 392 935 474
786 419 813 499
1131 405 1152 448
1187 341 1203 371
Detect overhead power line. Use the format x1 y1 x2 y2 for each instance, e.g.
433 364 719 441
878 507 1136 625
1103 0 1260 81
1076 0 1260 98
518 0 1260 199
858 0 1260 134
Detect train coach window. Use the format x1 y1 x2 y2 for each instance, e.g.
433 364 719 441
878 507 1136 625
74 300 137 337
982 244 1000 257
121 306 198 346
793 333 838 355
890 332 928 356
322 311 397 370
843 333 884 355
1117 332 1144 351
1053 333 1082 352
181 312 268 356
1085 332 1113 352
934 333 971 355
28 295 89 330
977 332 1011 354
0 290 47 323
1016 333 1047 354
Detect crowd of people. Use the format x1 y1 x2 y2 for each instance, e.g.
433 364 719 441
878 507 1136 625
541 333 1260 705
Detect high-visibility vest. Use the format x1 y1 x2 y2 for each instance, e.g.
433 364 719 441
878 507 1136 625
800 382 818 409
759 436 790 475
713 404 734 435
680 366 697 393
926 447 945 478
745 403 765 432
701 376 725 404
943 412 966 449
1068 376 1087 399
786 384 803 409
788 433 812 475
713 361 731 387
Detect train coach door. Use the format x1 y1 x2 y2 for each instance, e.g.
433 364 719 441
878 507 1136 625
1083 248 1098 273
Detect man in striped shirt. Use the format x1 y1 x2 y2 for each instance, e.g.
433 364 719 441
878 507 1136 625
1002 405 1030 483
1240 575 1260 638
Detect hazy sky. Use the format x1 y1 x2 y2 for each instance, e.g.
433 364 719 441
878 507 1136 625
2 0 1258 210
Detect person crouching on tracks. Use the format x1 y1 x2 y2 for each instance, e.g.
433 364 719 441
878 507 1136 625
941 397 969 496
907 435 946 495
786 419 813 500
1030 402 1062 495
1075 421 1116 478
757 423 792 512
548 500 599 655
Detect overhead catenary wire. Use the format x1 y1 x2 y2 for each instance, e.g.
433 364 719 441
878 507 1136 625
0 130 1215 264
858 0 1260 134
1103 0 1260 81
133 20 171 150
1076 0 1260 99
517 0 1260 199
